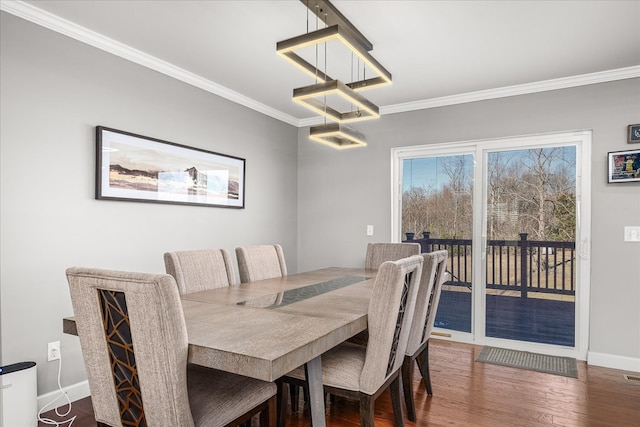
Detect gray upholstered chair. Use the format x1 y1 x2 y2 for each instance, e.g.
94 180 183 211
66 267 277 427
278 255 424 427
235 244 290 411
401 250 449 421
235 244 287 283
164 249 238 295
364 242 421 270
345 242 422 348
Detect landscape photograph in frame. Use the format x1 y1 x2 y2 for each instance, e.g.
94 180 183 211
96 126 245 208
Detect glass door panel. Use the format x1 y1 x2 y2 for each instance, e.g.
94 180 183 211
402 154 474 333
484 147 576 347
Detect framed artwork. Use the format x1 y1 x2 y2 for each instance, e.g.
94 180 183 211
628 124 640 144
96 126 245 208
608 149 640 183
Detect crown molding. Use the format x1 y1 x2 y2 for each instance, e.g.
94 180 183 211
299 116 328 127
382 66 640 116
0 0 300 127
3 1 638 129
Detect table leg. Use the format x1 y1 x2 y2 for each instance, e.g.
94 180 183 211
304 356 326 427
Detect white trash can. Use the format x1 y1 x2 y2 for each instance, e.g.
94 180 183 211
1 361 37 427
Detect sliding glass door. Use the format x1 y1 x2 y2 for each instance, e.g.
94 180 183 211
392 131 591 358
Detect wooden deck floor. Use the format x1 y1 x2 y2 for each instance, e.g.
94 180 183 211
435 290 575 346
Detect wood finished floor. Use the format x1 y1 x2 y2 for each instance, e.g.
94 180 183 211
38 340 640 427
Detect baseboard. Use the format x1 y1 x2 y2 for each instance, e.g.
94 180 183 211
588 351 640 373
37 380 90 412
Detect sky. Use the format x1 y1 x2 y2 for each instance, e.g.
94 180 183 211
402 154 473 192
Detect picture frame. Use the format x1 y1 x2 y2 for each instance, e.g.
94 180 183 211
628 124 640 144
608 149 640 183
96 126 245 208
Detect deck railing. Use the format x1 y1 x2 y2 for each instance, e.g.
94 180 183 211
404 232 576 298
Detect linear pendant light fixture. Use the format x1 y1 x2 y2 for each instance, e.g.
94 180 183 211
277 0 392 149
309 123 367 149
293 80 380 123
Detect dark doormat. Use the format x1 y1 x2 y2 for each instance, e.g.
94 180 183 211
476 346 578 378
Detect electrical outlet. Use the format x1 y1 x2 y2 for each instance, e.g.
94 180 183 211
48 341 60 362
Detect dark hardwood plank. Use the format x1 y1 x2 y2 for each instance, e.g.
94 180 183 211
39 340 640 427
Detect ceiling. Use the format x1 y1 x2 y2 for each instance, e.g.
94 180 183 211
4 0 640 126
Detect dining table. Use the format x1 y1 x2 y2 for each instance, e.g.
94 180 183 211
63 267 377 427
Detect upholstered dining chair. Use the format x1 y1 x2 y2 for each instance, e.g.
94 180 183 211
401 250 449 421
66 267 277 427
235 244 287 283
278 255 424 427
364 242 421 270
345 242 422 348
164 249 238 295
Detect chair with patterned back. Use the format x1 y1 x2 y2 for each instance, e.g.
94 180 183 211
345 242 422 349
66 267 277 427
278 255 423 427
401 250 449 421
364 242 422 270
235 244 287 283
164 249 238 295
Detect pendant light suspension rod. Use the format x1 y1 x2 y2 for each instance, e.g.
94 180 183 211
300 0 373 51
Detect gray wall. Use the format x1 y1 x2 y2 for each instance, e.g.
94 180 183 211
0 13 298 394
298 78 640 363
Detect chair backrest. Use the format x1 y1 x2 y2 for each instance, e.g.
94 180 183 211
405 250 449 356
164 249 238 295
360 255 423 395
235 244 287 283
364 242 422 270
66 268 194 427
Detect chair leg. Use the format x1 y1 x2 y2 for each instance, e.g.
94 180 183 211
401 355 417 422
260 395 277 427
276 382 288 427
390 375 405 427
415 340 433 395
359 394 375 427
289 384 300 411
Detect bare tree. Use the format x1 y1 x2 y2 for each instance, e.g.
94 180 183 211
441 156 473 238
402 185 433 237
514 148 575 240
487 151 521 239
402 147 575 242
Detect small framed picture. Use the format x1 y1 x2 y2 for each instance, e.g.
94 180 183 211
608 149 640 183
629 124 640 144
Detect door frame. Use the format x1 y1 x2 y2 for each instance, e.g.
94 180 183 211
391 130 591 360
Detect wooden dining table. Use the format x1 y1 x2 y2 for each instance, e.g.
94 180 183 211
63 267 377 427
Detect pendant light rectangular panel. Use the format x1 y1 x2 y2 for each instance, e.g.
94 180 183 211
277 25 392 91
294 80 379 123
310 123 367 149
279 51 332 83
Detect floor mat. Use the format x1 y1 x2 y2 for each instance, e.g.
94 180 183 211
476 346 578 378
